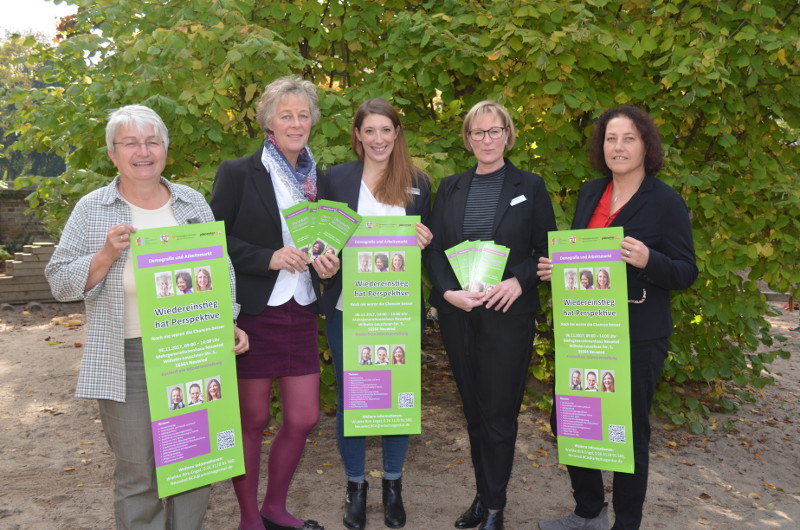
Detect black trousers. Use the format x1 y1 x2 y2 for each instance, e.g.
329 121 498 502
439 307 535 510
550 338 668 529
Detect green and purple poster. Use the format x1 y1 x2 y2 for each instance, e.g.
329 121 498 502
341 216 421 436
549 227 634 473
131 221 244 497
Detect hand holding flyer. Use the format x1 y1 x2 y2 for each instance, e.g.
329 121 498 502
444 240 510 294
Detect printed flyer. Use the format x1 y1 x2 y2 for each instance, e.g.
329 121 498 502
342 216 421 436
282 200 361 259
131 221 244 497
549 227 634 473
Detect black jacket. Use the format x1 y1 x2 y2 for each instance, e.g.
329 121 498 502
572 176 698 341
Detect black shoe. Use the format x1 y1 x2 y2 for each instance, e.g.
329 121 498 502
343 480 368 530
454 494 485 529
479 510 503 530
382 478 407 528
261 514 325 530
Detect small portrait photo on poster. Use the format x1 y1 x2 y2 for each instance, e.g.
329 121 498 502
579 269 594 290
358 252 373 273
374 345 390 365
174 269 194 295
205 377 222 401
585 370 599 391
186 380 205 405
155 272 174 298
310 239 327 260
358 345 373 365
194 266 213 292
596 267 611 290
569 368 583 390
564 268 578 291
167 385 185 410
601 370 615 393
390 252 405 272
391 345 406 365
374 253 389 272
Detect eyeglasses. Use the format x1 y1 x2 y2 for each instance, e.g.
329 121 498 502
468 127 506 141
113 140 164 151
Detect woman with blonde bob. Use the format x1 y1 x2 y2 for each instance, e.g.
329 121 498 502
424 100 556 530
319 98 432 529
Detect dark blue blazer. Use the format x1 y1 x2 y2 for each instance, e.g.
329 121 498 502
572 176 698 341
424 159 557 316
210 149 323 315
318 159 432 318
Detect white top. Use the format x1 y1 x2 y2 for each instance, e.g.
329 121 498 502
335 181 405 310
265 156 315 307
123 198 178 338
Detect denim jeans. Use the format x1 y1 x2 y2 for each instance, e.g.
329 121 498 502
326 309 408 482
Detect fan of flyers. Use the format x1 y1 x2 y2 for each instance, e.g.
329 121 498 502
281 200 362 260
445 240 510 294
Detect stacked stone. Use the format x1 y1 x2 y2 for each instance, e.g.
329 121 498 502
0 242 56 304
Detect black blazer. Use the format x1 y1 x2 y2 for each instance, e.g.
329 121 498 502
572 176 698 341
424 159 557 316
210 149 322 316
317 159 432 318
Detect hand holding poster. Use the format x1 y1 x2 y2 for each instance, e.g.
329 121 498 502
131 221 244 496
549 227 634 473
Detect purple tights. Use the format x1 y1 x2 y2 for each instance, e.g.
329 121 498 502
233 374 320 530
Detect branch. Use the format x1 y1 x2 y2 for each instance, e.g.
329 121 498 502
683 111 704 151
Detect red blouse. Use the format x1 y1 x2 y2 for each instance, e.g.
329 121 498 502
586 180 618 229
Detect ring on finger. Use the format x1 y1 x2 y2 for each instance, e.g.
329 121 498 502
625 249 631 256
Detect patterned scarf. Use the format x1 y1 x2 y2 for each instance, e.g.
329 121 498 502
261 134 317 202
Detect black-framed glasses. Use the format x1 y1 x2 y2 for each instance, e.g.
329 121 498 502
468 127 506 141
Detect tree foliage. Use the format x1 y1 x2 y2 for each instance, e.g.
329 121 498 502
4 0 800 429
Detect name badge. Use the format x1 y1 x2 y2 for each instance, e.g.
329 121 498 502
408 187 420 195
510 195 527 206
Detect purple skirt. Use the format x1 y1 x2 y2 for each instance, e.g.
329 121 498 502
235 298 320 378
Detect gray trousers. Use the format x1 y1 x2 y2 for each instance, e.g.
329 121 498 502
98 338 210 529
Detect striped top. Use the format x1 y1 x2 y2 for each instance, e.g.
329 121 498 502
463 165 506 240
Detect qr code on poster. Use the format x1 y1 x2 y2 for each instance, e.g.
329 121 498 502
217 429 235 450
398 392 414 409
608 424 626 443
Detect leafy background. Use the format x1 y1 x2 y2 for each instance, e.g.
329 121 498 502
2 0 799 431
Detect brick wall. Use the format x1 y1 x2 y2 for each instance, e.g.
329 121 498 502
0 188 50 250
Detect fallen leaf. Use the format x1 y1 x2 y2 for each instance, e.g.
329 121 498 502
64 467 75 472
762 482 778 490
747 492 761 499
698 492 711 500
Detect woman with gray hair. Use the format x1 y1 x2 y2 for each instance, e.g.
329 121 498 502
46 104 249 528
210 76 338 530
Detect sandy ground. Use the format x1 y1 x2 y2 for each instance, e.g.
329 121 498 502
0 302 798 530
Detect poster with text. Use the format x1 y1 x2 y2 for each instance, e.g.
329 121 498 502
131 221 244 497
549 227 634 473
342 216 421 436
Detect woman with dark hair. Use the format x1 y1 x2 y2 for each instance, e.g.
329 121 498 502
319 98 432 530
211 75 340 530
579 270 594 290
424 100 557 530
538 105 697 530
175 270 193 294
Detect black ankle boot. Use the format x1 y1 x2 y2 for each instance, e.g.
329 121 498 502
479 510 503 530
454 494 485 529
382 478 406 528
343 480 368 529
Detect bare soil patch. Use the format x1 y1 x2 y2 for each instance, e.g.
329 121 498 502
1 303 798 529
